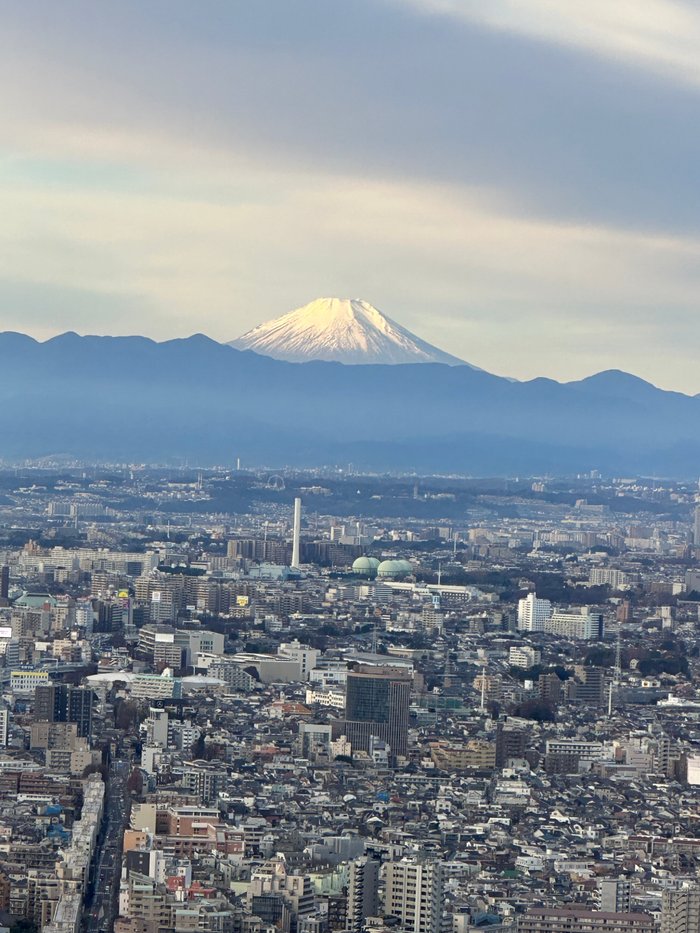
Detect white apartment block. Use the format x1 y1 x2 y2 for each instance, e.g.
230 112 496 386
509 645 542 669
545 610 604 641
517 593 552 632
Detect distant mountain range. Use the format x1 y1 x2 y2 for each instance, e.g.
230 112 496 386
231 297 467 366
0 326 699 476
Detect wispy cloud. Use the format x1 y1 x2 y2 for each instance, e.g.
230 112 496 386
398 0 700 87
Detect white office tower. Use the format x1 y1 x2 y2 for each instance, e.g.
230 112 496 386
291 497 302 568
694 505 700 547
347 858 380 933
599 879 632 913
661 886 700 933
517 592 552 632
384 859 444 933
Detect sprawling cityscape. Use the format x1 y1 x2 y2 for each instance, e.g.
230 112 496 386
5 2 700 932
0 465 699 933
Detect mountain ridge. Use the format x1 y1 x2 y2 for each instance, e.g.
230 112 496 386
0 329 696 474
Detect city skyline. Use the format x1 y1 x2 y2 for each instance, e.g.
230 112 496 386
2 2 700 390
0 464 699 930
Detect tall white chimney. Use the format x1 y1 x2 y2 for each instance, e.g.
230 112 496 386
291 497 302 568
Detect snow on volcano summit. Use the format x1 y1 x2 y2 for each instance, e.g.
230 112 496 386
230 297 466 365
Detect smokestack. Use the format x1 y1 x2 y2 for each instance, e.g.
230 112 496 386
291 497 302 568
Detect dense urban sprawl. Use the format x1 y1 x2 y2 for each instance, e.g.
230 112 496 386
0 468 698 933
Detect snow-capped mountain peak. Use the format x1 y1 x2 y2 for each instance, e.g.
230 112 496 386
230 297 467 366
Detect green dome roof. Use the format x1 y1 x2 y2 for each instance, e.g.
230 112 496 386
377 559 412 579
352 556 380 578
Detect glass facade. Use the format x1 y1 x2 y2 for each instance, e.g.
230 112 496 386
344 669 411 762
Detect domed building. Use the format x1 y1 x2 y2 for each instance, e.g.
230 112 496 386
376 559 413 580
352 556 381 579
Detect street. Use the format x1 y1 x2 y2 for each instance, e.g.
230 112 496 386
83 758 131 933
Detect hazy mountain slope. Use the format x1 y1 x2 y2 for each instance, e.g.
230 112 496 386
0 331 698 474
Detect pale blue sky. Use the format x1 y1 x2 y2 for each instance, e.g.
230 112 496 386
1 0 700 389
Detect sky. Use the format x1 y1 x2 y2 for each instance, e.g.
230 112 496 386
1 0 699 390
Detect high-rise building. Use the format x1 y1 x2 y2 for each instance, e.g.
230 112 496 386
694 506 700 547
496 723 527 767
67 686 93 739
347 858 380 933
538 672 563 707
384 859 444 933
661 886 700 933
34 683 64 723
544 739 605 774
344 663 411 763
517 593 552 632
616 600 632 623
34 684 93 738
144 707 169 747
278 640 319 680
569 666 606 708
600 880 632 914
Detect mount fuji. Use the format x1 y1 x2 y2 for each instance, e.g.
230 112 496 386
230 297 468 366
